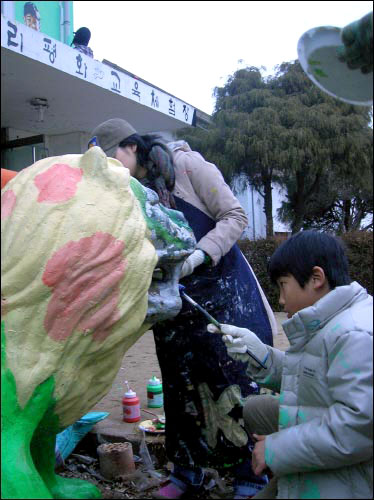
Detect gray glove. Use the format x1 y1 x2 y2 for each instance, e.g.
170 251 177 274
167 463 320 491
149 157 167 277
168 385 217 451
207 323 268 366
180 249 205 278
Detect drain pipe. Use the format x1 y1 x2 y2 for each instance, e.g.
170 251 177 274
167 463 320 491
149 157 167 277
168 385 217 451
62 1 71 45
59 2 64 43
2 1 16 19
251 184 256 240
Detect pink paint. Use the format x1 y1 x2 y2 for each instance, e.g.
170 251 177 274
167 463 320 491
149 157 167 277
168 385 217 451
1 190 17 220
34 164 83 203
42 232 127 342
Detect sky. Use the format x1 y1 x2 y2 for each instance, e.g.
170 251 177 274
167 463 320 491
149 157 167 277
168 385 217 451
74 1 372 115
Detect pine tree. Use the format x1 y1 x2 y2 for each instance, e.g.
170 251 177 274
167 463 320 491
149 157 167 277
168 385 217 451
178 62 373 235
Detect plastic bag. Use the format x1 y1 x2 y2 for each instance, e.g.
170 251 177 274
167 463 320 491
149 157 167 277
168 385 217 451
139 430 163 480
55 412 109 467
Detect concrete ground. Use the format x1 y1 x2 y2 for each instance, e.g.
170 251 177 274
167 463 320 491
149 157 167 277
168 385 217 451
89 312 289 454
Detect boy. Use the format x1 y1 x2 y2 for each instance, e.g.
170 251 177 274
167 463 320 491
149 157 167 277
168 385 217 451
208 230 373 499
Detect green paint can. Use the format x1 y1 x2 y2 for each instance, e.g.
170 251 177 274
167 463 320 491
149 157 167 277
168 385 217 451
147 376 163 408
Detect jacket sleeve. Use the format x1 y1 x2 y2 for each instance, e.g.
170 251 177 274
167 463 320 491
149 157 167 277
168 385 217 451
183 152 248 265
248 346 285 393
264 330 373 476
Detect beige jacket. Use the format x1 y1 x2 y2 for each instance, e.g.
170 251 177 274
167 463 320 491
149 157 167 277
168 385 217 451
168 141 278 337
169 141 248 265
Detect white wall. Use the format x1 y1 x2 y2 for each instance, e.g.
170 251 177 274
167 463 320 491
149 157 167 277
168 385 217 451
232 177 291 239
45 131 91 156
232 176 267 240
7 128 39 141
6 127 91 155
272 183 291 233
3 128 46 171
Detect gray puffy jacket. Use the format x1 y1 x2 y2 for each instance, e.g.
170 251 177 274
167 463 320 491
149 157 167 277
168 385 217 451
252 281 373 499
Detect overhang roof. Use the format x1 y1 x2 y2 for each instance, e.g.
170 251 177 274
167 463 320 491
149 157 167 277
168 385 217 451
1 47 193 136
1 15 209 137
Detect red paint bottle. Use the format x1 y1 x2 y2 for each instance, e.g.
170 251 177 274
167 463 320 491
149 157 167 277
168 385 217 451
122 388 140 423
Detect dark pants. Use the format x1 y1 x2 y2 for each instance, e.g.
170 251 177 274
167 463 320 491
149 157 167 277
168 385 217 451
243 395 279 499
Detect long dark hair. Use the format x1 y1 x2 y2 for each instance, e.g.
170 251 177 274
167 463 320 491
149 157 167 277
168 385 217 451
119 134 176 208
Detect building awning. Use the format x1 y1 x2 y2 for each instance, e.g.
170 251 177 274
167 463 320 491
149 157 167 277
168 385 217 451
1 15 202 136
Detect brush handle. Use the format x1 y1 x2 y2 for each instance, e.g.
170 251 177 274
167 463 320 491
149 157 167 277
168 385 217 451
180 287 267 369
180 290 221 328
191 300 221 329
245 349 267 369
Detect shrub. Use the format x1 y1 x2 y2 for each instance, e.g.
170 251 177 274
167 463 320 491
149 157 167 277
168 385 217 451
238 237 282 311
341 231 373 296
238 231 373 311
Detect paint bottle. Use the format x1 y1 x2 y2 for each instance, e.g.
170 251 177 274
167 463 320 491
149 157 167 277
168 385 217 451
122 384 140 423
147 376 163 408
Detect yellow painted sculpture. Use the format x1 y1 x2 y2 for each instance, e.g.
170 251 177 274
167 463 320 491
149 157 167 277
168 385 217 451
1 146 195 499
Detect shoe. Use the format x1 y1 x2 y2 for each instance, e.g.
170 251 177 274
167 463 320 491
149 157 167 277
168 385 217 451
153 480 186 499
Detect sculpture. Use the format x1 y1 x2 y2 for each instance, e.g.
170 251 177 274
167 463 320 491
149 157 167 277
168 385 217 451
1 146 196 499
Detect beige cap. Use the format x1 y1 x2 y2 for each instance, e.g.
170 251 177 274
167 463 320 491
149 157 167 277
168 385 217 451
89 118 137 157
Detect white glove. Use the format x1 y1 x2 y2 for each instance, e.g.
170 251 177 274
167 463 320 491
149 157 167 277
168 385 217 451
180 249 206 278
207 323 268 366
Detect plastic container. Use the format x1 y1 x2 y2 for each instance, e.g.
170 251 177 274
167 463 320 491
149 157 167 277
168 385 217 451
122 388 140 423
297 25 373 106
147 376 163 408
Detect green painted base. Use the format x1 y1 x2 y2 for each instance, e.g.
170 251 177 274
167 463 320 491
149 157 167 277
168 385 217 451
49 476 102 499
1 321 102 499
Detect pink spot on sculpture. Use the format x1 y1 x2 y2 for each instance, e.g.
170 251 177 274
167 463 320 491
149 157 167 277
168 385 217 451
34 164 83 203
42 232 127 342
1 190 17 220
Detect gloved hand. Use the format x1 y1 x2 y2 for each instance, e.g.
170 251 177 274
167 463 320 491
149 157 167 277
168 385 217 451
337 11 373 74
180 249 206 278
207 323 268 366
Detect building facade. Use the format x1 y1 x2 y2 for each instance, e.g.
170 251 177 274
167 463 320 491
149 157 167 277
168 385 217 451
1 1 210 171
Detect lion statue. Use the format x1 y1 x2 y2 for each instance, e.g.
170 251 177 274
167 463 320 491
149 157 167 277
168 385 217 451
1 146 195 499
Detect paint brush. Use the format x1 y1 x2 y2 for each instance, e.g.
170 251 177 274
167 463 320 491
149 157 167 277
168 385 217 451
179 284 221 329
178 284 267 369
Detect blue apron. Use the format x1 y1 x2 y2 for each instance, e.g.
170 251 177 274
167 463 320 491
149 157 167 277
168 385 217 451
153 197 273 469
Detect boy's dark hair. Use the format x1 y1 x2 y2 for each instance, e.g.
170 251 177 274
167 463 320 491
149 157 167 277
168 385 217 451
268 230 351 289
